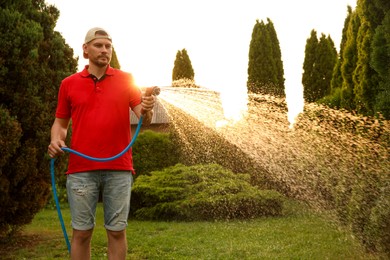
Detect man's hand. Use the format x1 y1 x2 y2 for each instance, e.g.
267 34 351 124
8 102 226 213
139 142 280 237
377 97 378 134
48 139 67 158
141 94 156 126
133 87 158 125
48 117 70 158
141 94 156 115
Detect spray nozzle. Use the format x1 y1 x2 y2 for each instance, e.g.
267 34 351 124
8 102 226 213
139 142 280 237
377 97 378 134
144 86 160 97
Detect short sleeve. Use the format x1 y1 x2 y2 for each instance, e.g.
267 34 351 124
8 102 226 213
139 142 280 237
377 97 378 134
55 80 71 119
127 73 142 109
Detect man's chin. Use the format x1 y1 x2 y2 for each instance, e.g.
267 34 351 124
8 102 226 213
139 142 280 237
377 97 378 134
93 60 109 68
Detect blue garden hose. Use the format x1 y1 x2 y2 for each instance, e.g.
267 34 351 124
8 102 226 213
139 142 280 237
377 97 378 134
50 115 144 253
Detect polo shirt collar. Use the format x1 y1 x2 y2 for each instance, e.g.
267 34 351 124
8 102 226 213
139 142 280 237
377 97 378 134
80 65 115 78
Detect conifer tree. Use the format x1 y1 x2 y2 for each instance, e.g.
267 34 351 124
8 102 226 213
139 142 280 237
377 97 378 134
371 2 390 118
340 11 360 110
266 18 285 97
110 46 121 69
172 49 195 84
328 6 353 108
0 0 77 237
247 19 285 96
353 0 381 115
247 20 262 93
336 0 389 118
303 31 337 102
317 34 337 99
302 30 319 102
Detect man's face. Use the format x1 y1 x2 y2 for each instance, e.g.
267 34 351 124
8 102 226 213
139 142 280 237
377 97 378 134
83 38 112 67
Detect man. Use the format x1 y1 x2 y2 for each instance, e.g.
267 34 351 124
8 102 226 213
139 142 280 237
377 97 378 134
48 27 155 260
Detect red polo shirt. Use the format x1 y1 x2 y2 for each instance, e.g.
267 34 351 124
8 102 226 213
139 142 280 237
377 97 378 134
56 65 141 174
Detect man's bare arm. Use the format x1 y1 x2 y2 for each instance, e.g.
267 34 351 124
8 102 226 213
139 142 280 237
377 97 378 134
48 118 70 158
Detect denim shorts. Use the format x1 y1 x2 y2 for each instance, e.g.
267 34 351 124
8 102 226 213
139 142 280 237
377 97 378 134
66 171 133 231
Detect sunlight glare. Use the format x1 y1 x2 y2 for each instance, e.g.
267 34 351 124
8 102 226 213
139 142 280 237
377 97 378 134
220 89 248 120
284 72 305 129
216 83 248 128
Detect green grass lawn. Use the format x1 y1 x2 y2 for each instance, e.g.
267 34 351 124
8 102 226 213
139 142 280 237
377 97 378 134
1 201 383 259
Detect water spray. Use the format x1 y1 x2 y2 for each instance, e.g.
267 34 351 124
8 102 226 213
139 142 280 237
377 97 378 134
50 86 160 253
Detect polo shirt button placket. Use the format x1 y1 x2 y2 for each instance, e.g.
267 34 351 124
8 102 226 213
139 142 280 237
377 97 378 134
91 75 102 93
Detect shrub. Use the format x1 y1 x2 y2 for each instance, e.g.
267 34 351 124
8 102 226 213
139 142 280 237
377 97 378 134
318 87 342 109
0 107 22 237
0 2 77 238
132 130 179 178
365 181 390 255
171 78 198 88
130 164 285 221
0 107 22 168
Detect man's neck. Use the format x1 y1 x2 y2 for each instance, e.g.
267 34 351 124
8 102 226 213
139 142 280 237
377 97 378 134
88 64 108 79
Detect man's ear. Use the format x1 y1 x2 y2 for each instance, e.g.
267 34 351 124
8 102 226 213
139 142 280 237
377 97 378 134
82 43 88 59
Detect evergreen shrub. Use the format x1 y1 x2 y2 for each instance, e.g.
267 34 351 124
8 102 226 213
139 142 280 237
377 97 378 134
0 107 22 169
130 164 285 221
0 1 77 237
132 130 179 178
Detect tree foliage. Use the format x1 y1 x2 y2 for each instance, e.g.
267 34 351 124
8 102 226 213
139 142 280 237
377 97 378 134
327 6 354 108
302 30 337 102
324 1 390 118
0 0 77 238
339 9 361 111
302 30 320 102
110 46 121 69
172 49 195 84
353 0 380 115
247 18 285 97
370 0 390 118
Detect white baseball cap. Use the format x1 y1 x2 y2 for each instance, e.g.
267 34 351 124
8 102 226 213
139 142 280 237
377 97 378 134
84 27 112 44
83 27 112 58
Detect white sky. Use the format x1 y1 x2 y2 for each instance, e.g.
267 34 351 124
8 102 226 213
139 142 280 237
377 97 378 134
46 0 357 119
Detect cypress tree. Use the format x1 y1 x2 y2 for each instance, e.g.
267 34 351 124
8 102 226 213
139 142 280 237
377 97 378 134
110 46 121 69
302 30 320 102
337 0 388 117
257 22 274 89
0 0 77 237
172 48 195 82
329 6 354 107
247 20 262 93
303 31 337 102
340 11 360 110
370 0 390 118
266 18 285 97
247 19 285 96
317 34 337 99
353 0 381 115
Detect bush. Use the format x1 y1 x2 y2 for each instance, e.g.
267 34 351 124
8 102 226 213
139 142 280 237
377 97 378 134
374 89 390 119
132 130 179 178
0 107 22 236
318 87 342 109
130 164 285 221
365 181 390 255
0 2 77 238
0 107 22 168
